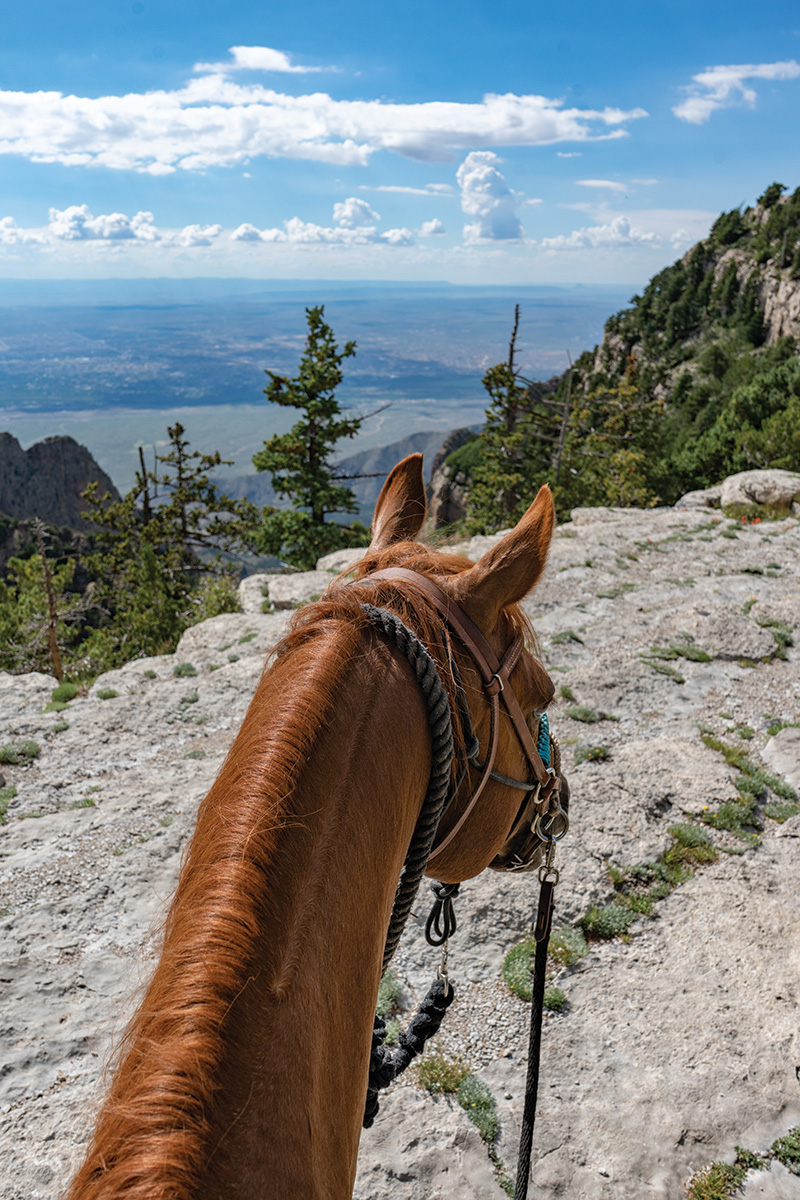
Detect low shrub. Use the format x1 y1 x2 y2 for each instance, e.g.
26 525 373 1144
574 744 610 765
734 1146 767 1170
549 926 589 966
51 682 79 703
565 705 600 724
579 903 636 940
0 740 41 765
457 1075 498 1142
172 662 197 678
502 940 535 1000
772 1128 800 1174
96 688 118 700
685 1160 746 1199
416 1050 469 1095
543 986 566 1012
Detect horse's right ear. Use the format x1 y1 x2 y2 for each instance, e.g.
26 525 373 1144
370 454 427 549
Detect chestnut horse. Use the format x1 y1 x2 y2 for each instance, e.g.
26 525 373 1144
66 454 557 1200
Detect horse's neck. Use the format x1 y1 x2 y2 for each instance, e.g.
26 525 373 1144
206 652 429 1197
69 635 429 1200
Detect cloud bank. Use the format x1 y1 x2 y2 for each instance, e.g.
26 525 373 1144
0 50 648 174
673 60 800 123
541 214 661 250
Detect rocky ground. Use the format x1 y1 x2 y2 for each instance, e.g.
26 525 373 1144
1 501 799 1199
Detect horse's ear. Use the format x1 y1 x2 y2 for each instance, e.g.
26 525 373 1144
369 454 427 549
449 485 555 625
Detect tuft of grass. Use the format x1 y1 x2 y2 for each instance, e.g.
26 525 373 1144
564 705 601 723
238 632 257 644
736 725 754 739
143 669 157 679
416 1050 469 1095
0 784 18 824
685 1161 747 1199
702 798 761 839
184 748 206 759
502 940 535 1000
574 744 611 765
772 1128 800 1174
52 718 69 733
642 657 685 683
543 986 566 1012
0 740 41 765
741 598 757 614
551 629 584 645
457 1075 498 1143
665 823 718 864
383 1018 402 1046
766 719 800 737
559 684 576 701
217 642 234 652
69 797 95 809
376 968 401 1018
97 688 118 700
675 644 712 662
181 690 199 705
227 653 240 663
579 903 637 940
549 926 589 966
172 662 197 678
51 682 78 704
701 733 797 801
596 583 636 599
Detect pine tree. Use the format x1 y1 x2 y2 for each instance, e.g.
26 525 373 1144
253 306 369 569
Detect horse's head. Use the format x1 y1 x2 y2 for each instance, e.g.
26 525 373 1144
351 453 567 884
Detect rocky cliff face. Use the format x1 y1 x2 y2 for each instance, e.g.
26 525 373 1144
0 433 119 531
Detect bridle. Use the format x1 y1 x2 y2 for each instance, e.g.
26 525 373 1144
361 567 568 868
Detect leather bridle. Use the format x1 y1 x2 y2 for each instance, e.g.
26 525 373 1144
361 567 566 867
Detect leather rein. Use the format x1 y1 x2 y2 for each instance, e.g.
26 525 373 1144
361 567 563 864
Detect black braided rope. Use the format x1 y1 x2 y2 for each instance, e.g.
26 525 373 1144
359 603 458 1128
360 603 455 971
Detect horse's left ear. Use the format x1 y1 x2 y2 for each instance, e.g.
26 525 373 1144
369 453 427 549
449 485 556 626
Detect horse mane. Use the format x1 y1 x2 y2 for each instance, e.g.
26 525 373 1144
65 537 534 1200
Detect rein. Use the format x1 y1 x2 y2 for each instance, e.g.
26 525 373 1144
356 570 568 1197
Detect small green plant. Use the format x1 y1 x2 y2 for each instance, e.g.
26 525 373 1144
736 725 754 739
228 653 240 663
644 659 685 683
52 718 69 733
549 926 589 966
69 797 96 809
143 669 157 679
51 682 79 703
675 644 712 662
719 711 733 720
97 688 118 700
238 632 257 644
596 582 635 599
766 718 799 736
574 744 610 765
208 663 222 672
543 986 566 1012
734 1146 767 1170
741 598 757 614
771 1127 800 1174
0 784 18 824
0 740 41 765
763 800 800 822
376 968 401 1018
383 1018 402 1046
559 684 576 701
173 662 197 677
685 1160 746 1199
502 940 535 1000
416 1050 469 1095
551 629 584 645
702 733 797 801
217 642 234 652
181 690 199 705
579 903 636 940
184 748 206 759
457 1075 498 1142
665 823 717 865
564 705 600 723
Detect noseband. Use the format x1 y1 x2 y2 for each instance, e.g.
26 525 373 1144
361 567 567 869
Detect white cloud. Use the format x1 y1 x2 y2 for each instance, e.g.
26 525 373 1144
457 151 524 242
0 64 648 173
420 218 446 236
382 227 415 245
360 184 454 196
632 178 659 185
193 45 330 75
333 196 379 228
175 223 223 246
673 60 800 123
541 214 660 251
575 179 627 192
556 151 582 158
47 205 161 241
0 216 46 244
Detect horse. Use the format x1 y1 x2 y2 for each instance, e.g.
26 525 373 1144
65 453 559 1200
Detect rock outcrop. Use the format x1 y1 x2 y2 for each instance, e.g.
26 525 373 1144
0 433 119 530
676 469 800 513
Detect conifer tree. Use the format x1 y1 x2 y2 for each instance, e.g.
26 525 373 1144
253 306 369 569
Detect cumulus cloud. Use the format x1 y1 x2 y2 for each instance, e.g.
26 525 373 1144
0 216 46 244
673 60 800 123
457 151 524 242
175 223 223 246
332 196 379 228
193 45 330 75
541 215 660 251
47 205 160 240
0 63 649 173
420 218 446 236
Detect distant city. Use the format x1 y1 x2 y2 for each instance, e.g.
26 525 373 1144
0 279 633 491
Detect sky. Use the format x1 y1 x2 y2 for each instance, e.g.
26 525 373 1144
1 0 799 285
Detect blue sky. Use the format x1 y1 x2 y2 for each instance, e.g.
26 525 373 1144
1 0 798 284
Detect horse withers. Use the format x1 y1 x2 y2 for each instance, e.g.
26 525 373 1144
66 453 560 1200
